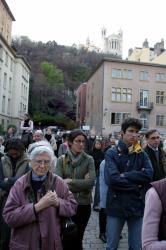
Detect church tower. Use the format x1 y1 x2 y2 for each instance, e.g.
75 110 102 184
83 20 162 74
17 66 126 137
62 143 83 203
101 27 123 57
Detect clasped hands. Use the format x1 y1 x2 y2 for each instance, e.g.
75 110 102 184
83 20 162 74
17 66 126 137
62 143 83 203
35 190 59 213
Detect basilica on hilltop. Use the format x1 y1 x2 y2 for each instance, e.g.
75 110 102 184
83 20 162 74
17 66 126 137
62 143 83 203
79 27 123 58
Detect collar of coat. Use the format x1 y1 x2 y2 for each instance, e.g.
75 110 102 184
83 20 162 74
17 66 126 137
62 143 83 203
118 140 142 154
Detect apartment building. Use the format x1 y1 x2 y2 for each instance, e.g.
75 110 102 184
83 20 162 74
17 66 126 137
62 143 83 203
128 39 166 64
0 0 30 129
85 58 166 137
75 82 87 127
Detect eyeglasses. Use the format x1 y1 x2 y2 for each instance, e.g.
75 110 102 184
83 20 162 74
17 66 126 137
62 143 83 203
34 160 51 165
149 136 160 140
73 140 86 145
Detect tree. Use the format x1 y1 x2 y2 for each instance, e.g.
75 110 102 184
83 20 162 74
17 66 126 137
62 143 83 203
40 61 64 88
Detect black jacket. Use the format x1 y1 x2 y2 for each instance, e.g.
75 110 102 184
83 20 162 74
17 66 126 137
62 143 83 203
144 145 166 181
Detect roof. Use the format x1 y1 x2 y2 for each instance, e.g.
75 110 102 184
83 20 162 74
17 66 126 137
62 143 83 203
0 34 31 70
2 0 15 21
86 57 166 82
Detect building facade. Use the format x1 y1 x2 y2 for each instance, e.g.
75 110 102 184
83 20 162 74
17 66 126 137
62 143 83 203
0 0 15 44
128 39 165 63
0 0 30 130
76 83 87 128
85 58 166 137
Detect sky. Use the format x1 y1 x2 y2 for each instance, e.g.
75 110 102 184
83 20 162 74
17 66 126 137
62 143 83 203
6 0 166 59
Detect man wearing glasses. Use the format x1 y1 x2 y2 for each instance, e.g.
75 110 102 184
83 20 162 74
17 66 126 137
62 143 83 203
104 118 153 250
144 129 166 181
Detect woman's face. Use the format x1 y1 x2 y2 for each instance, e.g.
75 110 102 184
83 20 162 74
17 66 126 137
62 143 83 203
95 141 102 149
70 135 86 154
46 128 52 135
31 152 51 176
8 149 21 159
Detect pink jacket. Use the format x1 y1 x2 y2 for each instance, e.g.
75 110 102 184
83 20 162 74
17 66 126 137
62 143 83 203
3 172 77 250
142 187 166 250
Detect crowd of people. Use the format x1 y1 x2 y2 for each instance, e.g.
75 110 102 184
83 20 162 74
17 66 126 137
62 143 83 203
0 114 166 249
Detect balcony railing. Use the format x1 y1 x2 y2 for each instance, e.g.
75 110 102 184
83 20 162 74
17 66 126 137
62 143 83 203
136 102 153 112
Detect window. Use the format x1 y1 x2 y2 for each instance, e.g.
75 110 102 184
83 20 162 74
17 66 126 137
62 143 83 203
9 77 12 92
111 112 130 124
140 90 148 107
2 96 5 113
156 115 166 126
112 69 133 79
122 88 132 102
140 71 148 81
112 87 121 101
156 91 164 104
3 73 7 89
0 45 3 61
156 73 165 82
91 95 94 109
1 119 4 128
140 113 149 129
21 83 23 96
5 51 8 66
7 98 10 114
112 69 122 78
112 87 132 102
10 58 13 71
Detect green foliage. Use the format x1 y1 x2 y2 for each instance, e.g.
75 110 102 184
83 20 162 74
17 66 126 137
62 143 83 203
73 66 92 83
40 62 64 88
12 37 120 127
0 124 4 135
33 112 76 129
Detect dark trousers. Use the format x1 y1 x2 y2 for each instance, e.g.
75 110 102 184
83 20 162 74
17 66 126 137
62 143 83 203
0 200 10 250
63 204 91 250
99 208 107 235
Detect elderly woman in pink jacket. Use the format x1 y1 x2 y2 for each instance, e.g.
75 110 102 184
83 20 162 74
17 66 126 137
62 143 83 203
142 179 166 250
3 143 77 250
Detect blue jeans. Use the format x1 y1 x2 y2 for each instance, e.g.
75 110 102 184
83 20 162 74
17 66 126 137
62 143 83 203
93 173 100 208
106 216 142 250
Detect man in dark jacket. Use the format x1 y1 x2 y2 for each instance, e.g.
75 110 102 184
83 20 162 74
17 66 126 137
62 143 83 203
144 129 166 181
104 118 153 250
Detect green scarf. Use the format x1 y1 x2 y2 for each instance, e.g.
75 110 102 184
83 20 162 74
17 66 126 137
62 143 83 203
67 150 85 168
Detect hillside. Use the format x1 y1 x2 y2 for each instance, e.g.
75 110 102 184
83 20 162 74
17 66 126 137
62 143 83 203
13 36 119 129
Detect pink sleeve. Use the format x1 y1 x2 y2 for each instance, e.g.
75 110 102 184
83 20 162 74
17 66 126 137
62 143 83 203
142 187 166 250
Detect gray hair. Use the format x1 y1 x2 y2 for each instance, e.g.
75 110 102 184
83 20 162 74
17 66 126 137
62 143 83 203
0 136 4 142
28 141 54 161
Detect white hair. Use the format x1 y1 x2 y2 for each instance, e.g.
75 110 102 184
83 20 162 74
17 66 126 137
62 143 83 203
27 140 57 172
28 141 54 160
0 136 4 142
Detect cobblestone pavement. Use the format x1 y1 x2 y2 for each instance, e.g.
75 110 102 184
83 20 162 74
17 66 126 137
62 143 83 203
83 209 128 250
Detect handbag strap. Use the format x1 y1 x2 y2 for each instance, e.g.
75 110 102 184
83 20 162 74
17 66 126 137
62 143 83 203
62 155 67 178
51 175 57 192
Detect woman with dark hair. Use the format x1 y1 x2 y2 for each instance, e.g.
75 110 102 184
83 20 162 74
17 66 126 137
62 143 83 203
0 138 30 249
20 113 34 148
90 139 104 211
3 126 16 150
56 129 96 250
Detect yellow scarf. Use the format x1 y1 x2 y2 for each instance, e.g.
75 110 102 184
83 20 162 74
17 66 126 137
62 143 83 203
128 141 142 154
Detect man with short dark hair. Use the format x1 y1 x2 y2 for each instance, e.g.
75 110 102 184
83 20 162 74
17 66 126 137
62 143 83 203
144 129 166 181
104 118 153 250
